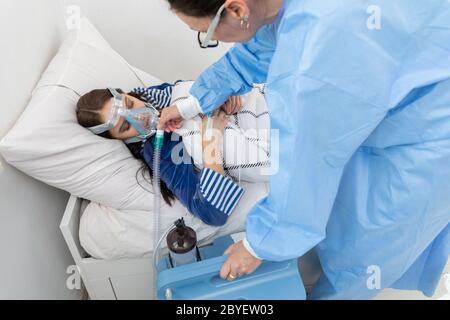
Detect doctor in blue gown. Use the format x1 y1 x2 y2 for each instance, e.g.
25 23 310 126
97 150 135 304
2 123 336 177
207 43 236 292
159 0 450 299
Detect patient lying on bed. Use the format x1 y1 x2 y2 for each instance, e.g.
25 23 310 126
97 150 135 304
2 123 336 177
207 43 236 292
76 82 250 227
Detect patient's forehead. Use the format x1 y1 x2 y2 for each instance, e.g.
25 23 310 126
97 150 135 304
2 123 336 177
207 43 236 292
98 93 143 124
99 97 113 123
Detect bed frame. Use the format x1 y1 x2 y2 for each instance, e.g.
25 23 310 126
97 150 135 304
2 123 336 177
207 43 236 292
60 196 157 300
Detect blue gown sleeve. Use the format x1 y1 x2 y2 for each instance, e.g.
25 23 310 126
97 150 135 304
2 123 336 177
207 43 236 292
143 133 244 226
190 23 278 114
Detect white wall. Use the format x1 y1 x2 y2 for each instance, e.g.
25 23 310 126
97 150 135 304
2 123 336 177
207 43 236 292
59 0 232 82
0 0 80 299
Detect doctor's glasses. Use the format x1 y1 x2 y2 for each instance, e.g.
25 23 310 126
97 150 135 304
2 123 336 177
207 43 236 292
197 4 226 49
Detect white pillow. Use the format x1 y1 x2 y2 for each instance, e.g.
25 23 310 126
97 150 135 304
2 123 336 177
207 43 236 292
0 17 161 210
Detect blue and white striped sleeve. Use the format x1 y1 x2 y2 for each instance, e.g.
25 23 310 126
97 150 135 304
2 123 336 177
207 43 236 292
199 168 245 217
131 82 174 108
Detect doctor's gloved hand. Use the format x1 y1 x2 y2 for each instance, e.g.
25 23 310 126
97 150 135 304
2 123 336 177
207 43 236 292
220 241 262 281
158 105 183 132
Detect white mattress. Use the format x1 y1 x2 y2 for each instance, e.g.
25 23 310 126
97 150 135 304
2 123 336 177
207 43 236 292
79 182 269 260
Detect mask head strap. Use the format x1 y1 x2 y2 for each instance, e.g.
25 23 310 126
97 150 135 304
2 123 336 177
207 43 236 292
87 88 123 135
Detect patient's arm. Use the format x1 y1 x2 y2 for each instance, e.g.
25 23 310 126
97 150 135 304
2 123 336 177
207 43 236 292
201 110 230 175
143 132 244 226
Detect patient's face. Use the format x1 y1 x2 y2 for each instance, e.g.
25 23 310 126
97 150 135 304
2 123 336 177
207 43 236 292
100 94 146 140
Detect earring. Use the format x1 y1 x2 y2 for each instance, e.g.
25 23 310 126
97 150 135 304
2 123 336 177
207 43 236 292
240 16 250 29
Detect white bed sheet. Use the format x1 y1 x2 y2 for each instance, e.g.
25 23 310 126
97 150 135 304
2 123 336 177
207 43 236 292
79 181 269 260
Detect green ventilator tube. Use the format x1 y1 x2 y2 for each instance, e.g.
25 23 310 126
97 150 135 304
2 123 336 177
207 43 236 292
154 129 165 150
152 129 165 296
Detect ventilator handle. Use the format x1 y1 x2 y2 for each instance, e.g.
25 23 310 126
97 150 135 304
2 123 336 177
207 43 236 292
157 255 305 300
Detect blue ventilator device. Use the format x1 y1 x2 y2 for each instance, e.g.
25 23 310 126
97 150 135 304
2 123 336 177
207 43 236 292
156 235 306 300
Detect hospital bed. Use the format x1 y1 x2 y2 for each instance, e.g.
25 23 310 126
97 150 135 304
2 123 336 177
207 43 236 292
60 195 323 300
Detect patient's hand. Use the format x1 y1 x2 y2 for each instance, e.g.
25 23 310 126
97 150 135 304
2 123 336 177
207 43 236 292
158 105 183 132
221 96 243 115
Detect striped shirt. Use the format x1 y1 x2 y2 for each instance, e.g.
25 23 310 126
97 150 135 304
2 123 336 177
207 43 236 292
200 168 245 217
131 82 177 109
136 85 245 226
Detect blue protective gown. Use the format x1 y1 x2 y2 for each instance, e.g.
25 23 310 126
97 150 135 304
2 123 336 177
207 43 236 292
188 0 450 299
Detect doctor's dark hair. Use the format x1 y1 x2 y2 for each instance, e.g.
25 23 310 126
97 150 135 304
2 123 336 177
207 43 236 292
76 89 175 206
167 0 225 17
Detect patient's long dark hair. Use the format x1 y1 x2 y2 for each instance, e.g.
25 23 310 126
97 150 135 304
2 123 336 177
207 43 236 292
76 89 175 206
